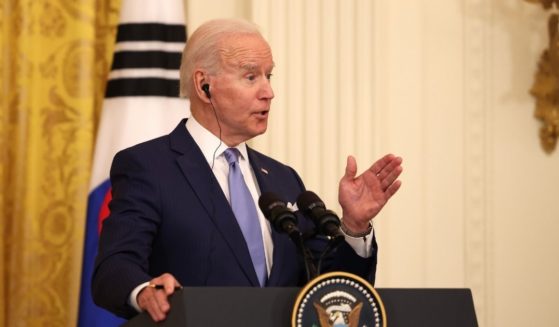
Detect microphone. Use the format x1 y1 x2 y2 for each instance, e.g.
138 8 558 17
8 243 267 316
258 192 317 281
258 192 300 237
297 191 345 242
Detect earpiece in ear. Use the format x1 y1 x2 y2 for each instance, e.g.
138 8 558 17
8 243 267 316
202 84 211 99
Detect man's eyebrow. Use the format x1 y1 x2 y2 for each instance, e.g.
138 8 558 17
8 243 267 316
240 62 275 71
240 63 258 71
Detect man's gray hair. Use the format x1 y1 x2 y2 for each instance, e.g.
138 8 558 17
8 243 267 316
179 18 262 98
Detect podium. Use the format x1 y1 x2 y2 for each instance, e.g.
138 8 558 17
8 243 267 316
123 287 478 327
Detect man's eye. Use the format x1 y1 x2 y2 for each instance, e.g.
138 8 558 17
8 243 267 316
266 73 273 80
247 75 256 81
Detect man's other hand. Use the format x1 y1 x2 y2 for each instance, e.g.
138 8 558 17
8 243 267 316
137 273 182 322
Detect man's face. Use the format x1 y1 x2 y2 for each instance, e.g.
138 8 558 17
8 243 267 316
210 34 275 146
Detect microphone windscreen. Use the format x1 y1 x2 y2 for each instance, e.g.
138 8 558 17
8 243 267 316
258 192 285 218
297 190 325 211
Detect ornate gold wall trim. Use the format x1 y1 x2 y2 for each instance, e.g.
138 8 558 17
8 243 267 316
527 0 559 153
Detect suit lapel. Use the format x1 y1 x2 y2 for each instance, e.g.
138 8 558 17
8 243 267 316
170 120 260 286
248 147 294 285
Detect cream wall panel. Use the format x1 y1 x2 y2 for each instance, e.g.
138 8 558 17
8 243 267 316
371 1 430 289
185 0 250 33
421 0 466 290
269 0 289 165
355 0 376 166
491 1 559 326
338 0 356 165
424 1 465 285
301 0 323 192
285 0 304 172
318 0 340 204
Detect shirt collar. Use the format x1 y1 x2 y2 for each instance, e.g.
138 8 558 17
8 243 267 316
185 116 249 165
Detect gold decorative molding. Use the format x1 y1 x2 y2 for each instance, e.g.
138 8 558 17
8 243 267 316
527 0 559 153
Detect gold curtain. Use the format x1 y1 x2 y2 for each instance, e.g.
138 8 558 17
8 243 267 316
0 0 120 325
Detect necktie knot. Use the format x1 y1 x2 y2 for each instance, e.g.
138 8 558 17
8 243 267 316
224 148 240 166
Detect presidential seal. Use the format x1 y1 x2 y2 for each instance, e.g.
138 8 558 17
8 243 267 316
291 272 386 327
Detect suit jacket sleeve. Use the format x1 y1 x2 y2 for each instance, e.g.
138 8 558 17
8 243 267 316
91 147 160 318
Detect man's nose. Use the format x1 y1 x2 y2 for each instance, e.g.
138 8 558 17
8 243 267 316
259 80 274 100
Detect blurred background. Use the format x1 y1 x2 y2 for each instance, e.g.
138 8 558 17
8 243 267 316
1 0 558 326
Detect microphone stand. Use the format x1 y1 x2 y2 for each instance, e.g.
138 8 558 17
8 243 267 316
282 222 317 282
316 235 344 275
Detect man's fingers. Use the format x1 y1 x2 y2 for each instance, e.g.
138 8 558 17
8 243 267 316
368 154 395 175
150 273 182 295
139 273 182 322
139 288 171 322
147 296 167 322
380 162 403 191
373 155 402 179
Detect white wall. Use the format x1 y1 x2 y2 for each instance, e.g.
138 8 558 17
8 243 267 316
490 1 559 326
186 0 559 325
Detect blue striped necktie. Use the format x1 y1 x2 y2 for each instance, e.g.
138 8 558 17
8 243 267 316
223 148 267 286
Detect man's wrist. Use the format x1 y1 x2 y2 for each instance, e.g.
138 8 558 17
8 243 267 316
129 281 151 312
340 219 373 238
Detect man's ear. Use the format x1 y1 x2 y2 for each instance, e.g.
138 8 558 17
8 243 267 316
193 71 211 102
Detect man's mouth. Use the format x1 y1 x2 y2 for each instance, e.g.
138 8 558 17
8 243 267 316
256 110 269 117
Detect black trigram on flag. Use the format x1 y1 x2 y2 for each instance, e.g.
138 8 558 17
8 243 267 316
106 22 186 98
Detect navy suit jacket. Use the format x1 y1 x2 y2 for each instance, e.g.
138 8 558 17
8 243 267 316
92 119 377 318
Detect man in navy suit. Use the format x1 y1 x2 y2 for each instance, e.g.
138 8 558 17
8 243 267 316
92 18 403 321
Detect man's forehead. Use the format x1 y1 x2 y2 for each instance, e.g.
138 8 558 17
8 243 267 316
219 34 274 68
221 32 269 48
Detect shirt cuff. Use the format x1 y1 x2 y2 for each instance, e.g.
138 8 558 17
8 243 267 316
342 227 374 258
128 281 151 312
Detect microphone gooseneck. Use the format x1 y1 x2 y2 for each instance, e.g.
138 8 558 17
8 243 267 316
258 192 317 281
297 190 346 274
